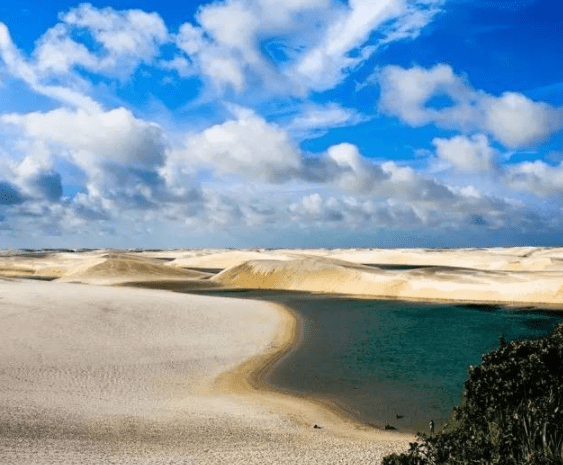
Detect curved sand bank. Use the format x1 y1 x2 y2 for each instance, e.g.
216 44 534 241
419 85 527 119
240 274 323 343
213 256 563 308
0 278 411 464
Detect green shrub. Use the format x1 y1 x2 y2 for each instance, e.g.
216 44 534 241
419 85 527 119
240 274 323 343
383 323 563 465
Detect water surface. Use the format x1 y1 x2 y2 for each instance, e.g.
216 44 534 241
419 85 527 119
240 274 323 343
185 290 563 433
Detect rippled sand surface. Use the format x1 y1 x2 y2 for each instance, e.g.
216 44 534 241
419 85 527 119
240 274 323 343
0 278 409 464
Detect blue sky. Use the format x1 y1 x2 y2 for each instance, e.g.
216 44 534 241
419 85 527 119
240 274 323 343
0 0 562 249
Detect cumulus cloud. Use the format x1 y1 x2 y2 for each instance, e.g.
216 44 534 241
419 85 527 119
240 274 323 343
505 160 563 197
433 134 497 172
379 64 563 148
165 107 302 184
284 184 526 232
7 155 63 202
165 113 486 216
2 107 165 169
37 3 169 77
1 106 172 210
3 2 561 246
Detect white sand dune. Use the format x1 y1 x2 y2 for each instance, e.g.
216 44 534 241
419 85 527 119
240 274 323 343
214 255 563 307
0 278 410 464
167 249 295 270
317 247 563 272
56 253 212 285
0 250 106 279
134 246 563 273
2 247 563 304
4 247 563 280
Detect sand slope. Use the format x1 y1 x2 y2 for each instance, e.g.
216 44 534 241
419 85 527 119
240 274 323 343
56 253 212 285
0 279 410 464
214 256 563 307
167 249 294 270
0 250 107 279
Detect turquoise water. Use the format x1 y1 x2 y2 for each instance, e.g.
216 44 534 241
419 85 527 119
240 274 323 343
186 290 563 433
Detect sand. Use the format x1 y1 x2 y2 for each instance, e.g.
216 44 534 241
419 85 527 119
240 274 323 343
3 247 562 306
212 255 563 307
2 246 562 463
0 277 411 464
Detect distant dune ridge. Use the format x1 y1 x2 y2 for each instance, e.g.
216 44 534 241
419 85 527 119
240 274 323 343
1 247 563 306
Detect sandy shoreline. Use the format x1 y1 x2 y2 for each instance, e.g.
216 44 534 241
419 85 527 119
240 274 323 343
0 278 412 464
213 300 412 441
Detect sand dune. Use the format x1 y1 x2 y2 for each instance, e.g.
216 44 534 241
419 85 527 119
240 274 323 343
2 247 563 305
167 249 295 270
0 250 105 279
142 247 563 272
294 247 563 272
0 278 410 464
56 253 213 285
3 247 563 280
214 255 563 307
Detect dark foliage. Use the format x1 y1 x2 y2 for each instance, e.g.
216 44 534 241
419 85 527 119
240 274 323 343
383 323 563 465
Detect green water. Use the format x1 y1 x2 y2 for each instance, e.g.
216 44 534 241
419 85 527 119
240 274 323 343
186 290 563 433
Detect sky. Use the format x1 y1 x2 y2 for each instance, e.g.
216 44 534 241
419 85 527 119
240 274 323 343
0 0 562 249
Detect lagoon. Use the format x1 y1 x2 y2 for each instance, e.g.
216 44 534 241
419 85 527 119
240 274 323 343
203 291 563 433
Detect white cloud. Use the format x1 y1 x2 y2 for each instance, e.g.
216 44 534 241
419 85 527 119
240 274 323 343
289 0 443 92
3 3 562 245
0 96 552 242
199 52 247 92
378 64 470 126
4 153 62 202
379 64 563 148
166 107 302 184
173 0 332 93
0 4 170 113
176 23 207 56
0 22 100 111
197 1 261 63
287 103 366 137
33 24 96 75
1 107 171 209
481 92 563 148
505 160 563 196
2 107 164 168
58 3 169 75
2 1 445 106
433 134 497 172
172 0 443 94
